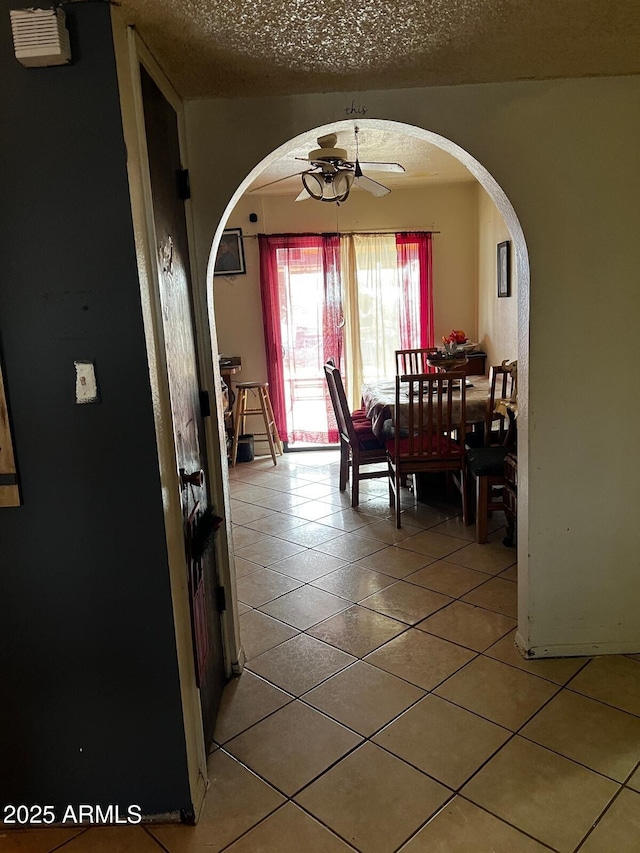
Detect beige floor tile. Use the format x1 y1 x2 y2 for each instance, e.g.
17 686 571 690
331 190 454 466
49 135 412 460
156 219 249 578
232 526 269 550
51 827 164 851
224 802 355 853
230 503 275 526
445 534 517 575
0 828 84 852
355 546 436 578
312 509 377 532
462 577 518 618
213 670 292 743
274 521 339 547
304 660 424 736
234 536 306 566
365 628 476 690
307 604 407 657
235 568 302 607
628 765 640 791
521 689 640 781
395 529 468 560
569 656 640 716
232 485 280 504
238 609 299 660
374 693 511 789
296 742 451 853
243 513 308 536
499 563 518 581
398 795 550 852
233 556 262 578
149 750 285 853
236 601 251 615
463 738 618 852
258 585 350 629
269 550 346 581
418 600 516 651
359 518 424 544
225 700 362 796
485 631 591 684
253 491 313 512
313 533 387 561
247 633 356 695
287 501 346 522
428 516 478 541
580 788 640 852
290 482 335 499
404 560 489 597
398 503 457 529
434 655 559 730
311 564 396 601
360 581 452 625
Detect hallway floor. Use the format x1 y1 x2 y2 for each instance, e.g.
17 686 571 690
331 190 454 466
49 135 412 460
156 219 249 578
4 450 640 852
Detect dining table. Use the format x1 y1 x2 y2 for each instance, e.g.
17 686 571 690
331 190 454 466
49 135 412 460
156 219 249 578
361 375 492 440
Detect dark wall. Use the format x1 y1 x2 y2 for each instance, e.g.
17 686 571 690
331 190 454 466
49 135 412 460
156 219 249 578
0 2 191 815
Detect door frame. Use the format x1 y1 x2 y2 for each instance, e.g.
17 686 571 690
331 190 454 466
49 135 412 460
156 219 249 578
112 13 241 817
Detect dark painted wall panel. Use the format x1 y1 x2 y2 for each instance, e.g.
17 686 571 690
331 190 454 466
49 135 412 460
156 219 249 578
0 2 191 815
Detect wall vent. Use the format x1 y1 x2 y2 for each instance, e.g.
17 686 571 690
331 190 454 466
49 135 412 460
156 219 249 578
10 7 71 68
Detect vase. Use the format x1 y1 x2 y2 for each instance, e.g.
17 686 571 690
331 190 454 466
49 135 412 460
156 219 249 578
427 356 469 373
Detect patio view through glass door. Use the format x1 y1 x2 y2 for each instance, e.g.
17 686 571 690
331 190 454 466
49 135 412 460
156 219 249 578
259 233 433 447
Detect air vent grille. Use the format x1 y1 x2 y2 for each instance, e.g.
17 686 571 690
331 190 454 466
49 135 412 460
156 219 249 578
10 7 71 67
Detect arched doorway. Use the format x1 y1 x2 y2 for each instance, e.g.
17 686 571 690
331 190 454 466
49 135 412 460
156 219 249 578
205 118 530 660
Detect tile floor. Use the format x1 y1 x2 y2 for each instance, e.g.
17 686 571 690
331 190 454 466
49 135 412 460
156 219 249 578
4 450 640 852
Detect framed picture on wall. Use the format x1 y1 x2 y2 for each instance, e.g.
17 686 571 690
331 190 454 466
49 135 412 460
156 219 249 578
214 228 246 276
497 240 511 297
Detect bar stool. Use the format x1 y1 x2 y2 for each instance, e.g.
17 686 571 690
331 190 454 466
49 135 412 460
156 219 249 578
230 381 283 467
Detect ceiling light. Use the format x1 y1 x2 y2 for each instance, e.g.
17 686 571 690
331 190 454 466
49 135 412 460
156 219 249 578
302 170 353 203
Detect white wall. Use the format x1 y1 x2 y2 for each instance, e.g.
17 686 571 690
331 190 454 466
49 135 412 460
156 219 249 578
214 183 479 396
186 75 640 658
477 185 518 367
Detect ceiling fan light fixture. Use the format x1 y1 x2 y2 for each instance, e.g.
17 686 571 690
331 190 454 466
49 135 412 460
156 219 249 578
302 170 352 203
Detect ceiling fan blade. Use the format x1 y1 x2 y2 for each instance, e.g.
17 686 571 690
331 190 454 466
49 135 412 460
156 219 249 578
357 161 405 173
250 170 310 192
353 175 391 197
295 187 312 201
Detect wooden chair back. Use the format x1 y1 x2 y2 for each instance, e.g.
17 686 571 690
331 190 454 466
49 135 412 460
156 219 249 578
395 347 438 375
486 364 516 445
392 373 466 462
323 361 353 444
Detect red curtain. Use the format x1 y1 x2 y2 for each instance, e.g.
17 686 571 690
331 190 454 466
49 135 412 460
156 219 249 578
396 232 434 349
259 234 343 445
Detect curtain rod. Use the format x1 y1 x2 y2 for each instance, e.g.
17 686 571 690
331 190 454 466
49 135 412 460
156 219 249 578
247 230 440 238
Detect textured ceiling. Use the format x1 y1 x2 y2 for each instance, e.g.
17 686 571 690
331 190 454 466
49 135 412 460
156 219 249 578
117 0 640 99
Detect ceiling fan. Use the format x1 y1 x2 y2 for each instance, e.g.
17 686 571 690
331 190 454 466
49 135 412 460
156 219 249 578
251 128 405 204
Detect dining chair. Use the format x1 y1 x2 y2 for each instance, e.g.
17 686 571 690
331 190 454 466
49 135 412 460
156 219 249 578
395 347 438 375
323 361 387 507
387 372 468 528
464 362 516 448
466 405 517 544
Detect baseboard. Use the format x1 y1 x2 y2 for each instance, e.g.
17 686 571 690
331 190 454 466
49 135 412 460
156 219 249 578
515 630 640 659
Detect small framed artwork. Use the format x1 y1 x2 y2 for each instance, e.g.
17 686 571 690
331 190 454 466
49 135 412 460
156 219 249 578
214 228 246 276
497 240 511 298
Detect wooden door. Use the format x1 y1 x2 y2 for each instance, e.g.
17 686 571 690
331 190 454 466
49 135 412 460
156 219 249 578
140 65 225 745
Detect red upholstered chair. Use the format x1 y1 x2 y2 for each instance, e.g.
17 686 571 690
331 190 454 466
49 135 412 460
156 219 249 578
387 372 468 528
323 362 387 507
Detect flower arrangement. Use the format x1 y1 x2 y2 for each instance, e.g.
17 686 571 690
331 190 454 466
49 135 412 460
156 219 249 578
441 329 468 355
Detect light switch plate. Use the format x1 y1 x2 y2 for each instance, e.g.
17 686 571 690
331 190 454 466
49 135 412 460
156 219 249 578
74 359 100 404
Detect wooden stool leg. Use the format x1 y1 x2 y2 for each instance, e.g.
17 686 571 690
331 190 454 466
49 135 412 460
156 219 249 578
258 387 278 465
230 387 246 467
262 387 283 455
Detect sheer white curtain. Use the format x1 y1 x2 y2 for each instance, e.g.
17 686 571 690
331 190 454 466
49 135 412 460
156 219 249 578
342 233 401 409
